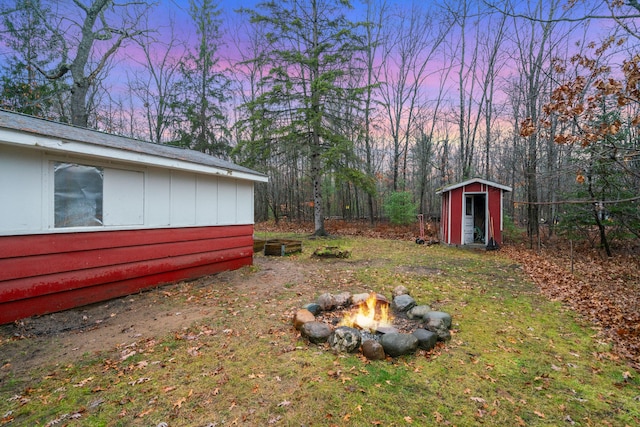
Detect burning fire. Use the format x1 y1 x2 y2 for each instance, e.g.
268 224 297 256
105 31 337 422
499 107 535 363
339 292 394 332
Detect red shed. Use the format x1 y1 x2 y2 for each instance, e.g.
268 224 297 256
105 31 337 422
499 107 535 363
437 178 512 246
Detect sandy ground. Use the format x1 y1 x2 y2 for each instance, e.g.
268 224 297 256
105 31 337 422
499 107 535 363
0 256 310 384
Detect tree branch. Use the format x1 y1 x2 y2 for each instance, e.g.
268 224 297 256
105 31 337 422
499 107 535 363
483 0 640 23
514 195 640 205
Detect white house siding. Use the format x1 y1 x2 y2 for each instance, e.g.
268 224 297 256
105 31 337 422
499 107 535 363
145 170 171 226
0 146 256 236
170 170 197 226
196 174 219 225
104 168 145 226
0 145 44 232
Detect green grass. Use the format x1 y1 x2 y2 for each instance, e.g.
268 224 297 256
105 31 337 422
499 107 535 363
1 235 639 426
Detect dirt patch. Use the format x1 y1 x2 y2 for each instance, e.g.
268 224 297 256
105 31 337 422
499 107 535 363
0 256 315 383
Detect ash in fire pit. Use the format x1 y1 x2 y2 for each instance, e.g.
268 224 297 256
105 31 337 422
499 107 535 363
293 286 452 359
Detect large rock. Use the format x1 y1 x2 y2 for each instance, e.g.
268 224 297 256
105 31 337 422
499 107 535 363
392 285 409 297
352 293 389 306
351 293 372 305
301 322 332 344
362 340 386 360
293 309 315 330
317 293 337 311
360 331 379 343
424 311 452 329
334 292 352 308
380 332 418 357
406 305 432 321
412 328 438 350
425 318 451 342
328 327 362 353
392 294 416 312
376 325 399 335
303 303 321 316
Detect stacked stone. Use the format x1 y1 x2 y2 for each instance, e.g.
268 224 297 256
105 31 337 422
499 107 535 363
292 286 453 359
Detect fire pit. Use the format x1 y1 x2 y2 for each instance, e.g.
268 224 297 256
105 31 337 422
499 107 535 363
293 287 452 359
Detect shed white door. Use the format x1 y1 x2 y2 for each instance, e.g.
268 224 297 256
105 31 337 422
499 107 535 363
464 195 474 244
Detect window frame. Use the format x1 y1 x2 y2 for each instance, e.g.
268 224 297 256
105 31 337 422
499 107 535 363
53 161 104 228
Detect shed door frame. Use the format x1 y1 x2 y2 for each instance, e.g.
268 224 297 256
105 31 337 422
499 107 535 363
462 192 487 245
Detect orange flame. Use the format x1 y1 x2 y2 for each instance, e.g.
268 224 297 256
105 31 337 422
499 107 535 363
339 292 393 332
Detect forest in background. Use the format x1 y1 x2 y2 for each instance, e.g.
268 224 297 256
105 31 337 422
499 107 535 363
1 0 639 253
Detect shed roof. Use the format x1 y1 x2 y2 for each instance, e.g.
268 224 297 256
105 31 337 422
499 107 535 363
436 177 512 194
0 109 268 182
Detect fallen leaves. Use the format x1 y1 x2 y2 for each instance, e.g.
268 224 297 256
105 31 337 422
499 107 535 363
503 245 640 370
534 409 546 418
173 397 186 409
73 377 93 388
136 407 153 418
128 377 151 386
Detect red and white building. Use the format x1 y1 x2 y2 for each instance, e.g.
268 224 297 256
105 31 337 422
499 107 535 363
437 178 512 246
0 110 268 324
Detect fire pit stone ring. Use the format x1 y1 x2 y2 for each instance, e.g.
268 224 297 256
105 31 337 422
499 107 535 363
293 290 453 359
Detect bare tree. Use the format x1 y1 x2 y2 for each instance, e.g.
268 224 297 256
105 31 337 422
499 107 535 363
478 11 507 180
446 0 476 180
4 0 150 127
510 0 567 247
380 2 447 191
130 16 186 144
360 0 388 224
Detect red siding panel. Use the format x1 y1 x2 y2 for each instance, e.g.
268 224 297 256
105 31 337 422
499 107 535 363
0 225 254 324
462 182 482 192
0 258 250 325
449 188 463 245
487 187 503 244
440 192 449 244
0 235 252 281
0 225 253 258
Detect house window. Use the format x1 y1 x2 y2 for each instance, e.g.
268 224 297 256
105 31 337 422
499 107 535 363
54 162 104 227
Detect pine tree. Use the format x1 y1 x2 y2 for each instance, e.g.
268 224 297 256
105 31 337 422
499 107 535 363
173 0 230 158
244 0 365 236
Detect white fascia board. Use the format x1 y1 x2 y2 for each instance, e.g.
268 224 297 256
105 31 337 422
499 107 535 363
437 177 512 194
1 129 269 183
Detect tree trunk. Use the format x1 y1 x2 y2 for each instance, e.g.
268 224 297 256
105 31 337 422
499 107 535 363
311 149 327 236
526 135 539 248
593 206 612 257
70 81 90 127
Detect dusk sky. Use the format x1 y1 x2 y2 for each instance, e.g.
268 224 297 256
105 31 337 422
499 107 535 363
1 0 616 83
0 0 627 138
